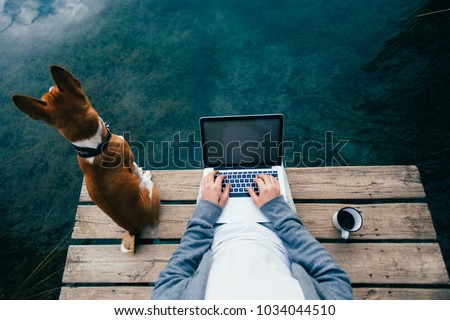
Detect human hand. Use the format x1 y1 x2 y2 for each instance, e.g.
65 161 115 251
246 174 281 208
201 171 231 209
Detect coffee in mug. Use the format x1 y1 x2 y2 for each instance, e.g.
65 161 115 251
332 207 363 239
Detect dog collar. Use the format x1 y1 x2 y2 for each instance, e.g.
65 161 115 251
72 121 112 158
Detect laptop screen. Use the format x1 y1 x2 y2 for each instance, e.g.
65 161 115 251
200 114 284 168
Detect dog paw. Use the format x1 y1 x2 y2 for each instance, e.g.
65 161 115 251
121 234 135 255
133 163 143 181
143 170 152 180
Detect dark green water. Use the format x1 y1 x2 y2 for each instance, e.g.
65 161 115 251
1 0 449 299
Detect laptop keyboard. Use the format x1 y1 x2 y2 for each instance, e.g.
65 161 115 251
218 169 278 197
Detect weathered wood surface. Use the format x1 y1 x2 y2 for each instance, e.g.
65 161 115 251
60 286 153 300
73 203 436 240
61 166 449 300
353 288 450 300
79 166 425 202
62 243 448 285
59 286 450 300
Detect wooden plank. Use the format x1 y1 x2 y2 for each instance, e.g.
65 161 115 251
73 203 436 240
328 243 449 285
287 166 425 200
353 288 450 300
151 169 203 201
62 243 449 285
73 204 194 239
60 286 153 300
62 244 178 284
296 203 436 240
78 166 425 202
79 170 202 202
59 286 450 300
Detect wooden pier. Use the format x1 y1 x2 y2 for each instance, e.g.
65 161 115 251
59 166 450 299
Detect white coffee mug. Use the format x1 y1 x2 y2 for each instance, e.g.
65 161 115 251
332 207 363 239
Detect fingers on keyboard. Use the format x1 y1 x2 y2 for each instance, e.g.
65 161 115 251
219 170 276 195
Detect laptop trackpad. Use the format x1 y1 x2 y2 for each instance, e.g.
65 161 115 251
217 198 270 223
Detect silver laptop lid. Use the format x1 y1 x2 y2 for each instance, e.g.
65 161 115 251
199 114 284 169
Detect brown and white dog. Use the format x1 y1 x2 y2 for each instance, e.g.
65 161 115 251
11 65 160 254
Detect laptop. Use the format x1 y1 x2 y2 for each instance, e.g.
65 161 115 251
199 114 295 223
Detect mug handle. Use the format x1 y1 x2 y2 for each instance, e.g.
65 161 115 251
341 230 349 239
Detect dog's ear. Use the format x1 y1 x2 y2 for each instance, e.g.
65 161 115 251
50 65 82 93
11 95 52 123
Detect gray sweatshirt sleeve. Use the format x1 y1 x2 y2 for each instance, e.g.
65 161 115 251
151 200 221 300
260 196 353 300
